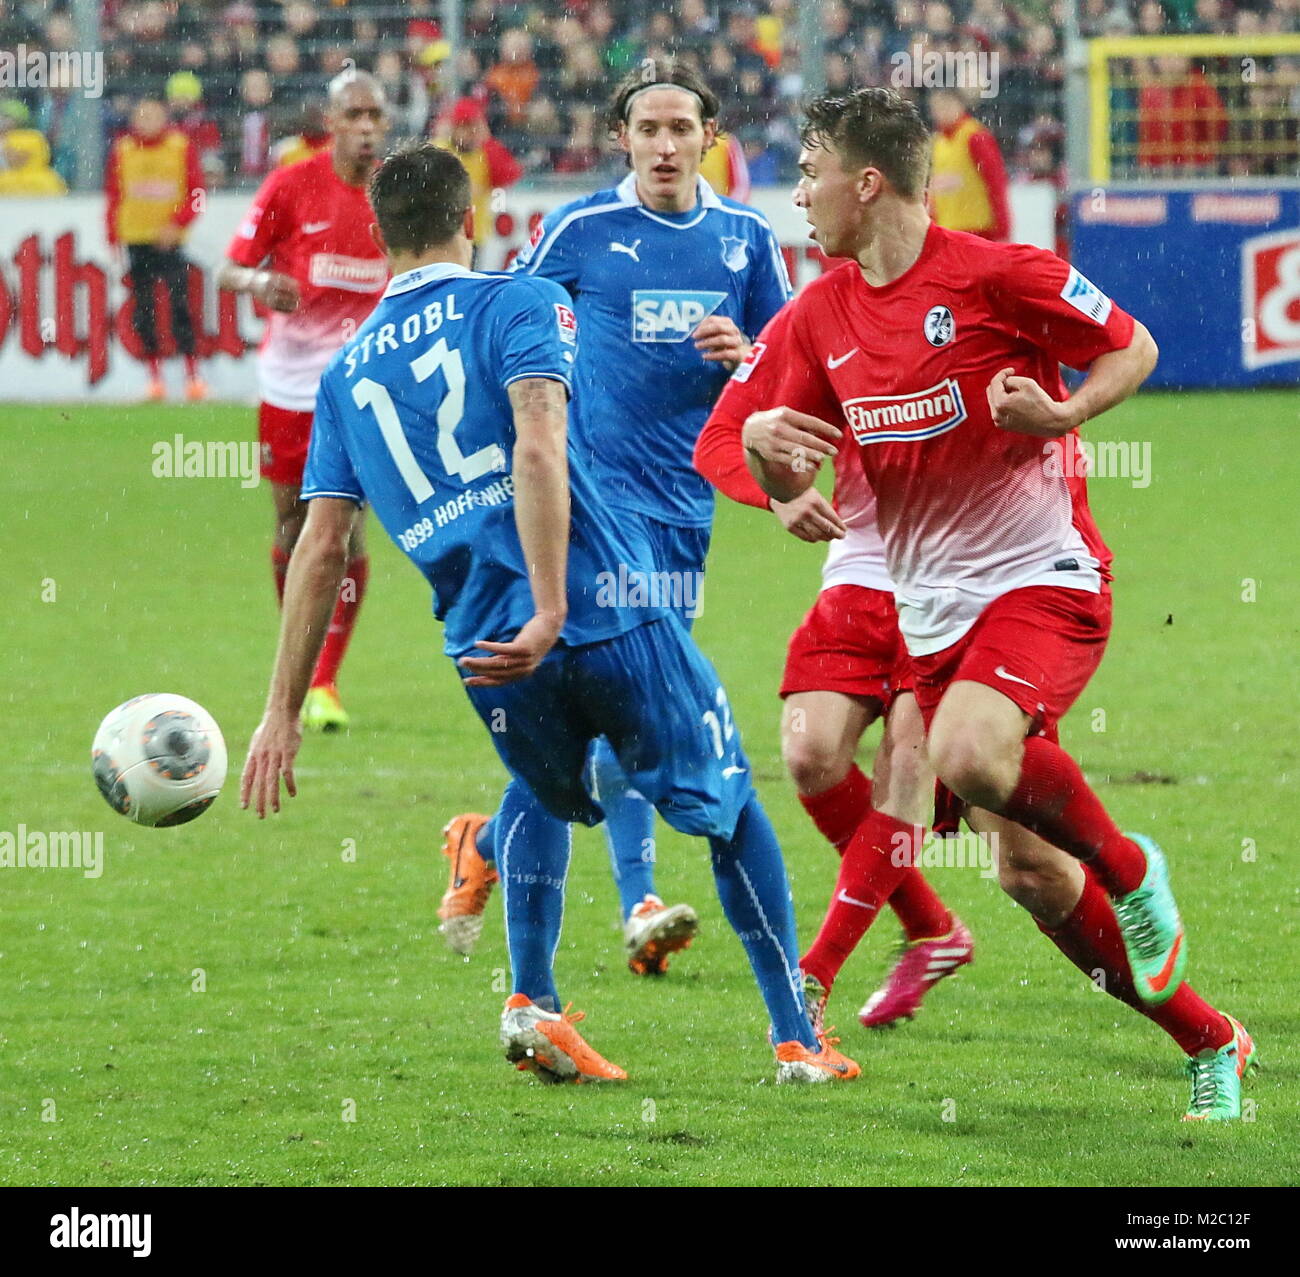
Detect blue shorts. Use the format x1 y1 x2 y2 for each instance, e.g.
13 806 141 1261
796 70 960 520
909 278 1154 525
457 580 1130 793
615 509 711 631
463 617 753 839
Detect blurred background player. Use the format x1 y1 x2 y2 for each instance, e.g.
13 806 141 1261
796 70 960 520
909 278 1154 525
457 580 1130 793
927 87 1011 242
240 143 858 1087
738 88 1254 1121
437 61 793 977
433 97 522 258
697 346 974 1031
216 71 389 732
105 96 206 402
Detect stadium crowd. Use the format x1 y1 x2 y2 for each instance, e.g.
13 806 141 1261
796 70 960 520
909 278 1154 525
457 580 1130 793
3 0 1300 192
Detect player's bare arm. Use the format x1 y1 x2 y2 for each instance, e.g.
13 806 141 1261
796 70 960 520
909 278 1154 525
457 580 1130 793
693 315 749 370
216 260 301 313
987 320 1159 439
459 376 570 688
240 496 353 816
741 405 840 503
771 486 848 543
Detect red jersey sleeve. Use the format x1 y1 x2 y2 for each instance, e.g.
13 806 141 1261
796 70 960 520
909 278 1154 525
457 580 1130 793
695 300 840 508
983 242 1136 370
225 167 292 267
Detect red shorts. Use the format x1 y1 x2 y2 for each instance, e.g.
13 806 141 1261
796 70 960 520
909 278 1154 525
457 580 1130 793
781 584 912 706
258 403 314 487
910 585 1112 744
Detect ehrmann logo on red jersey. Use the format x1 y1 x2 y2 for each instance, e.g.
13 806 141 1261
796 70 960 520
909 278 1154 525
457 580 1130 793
842 378 967 445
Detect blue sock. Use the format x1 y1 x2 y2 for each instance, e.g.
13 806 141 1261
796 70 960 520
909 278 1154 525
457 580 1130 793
496 780 571 1013
476 814 497 865
708 796 817 1049
588 737 657 920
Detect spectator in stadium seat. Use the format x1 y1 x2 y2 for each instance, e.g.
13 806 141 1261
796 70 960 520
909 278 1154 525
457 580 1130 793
0 99 67 196
104 97 206 400
1137 54 1228 173
487 28 541 128
433 97 522 251
560 40 607 104
375 48 432 138
271 102 331 168
928 86 1012 241
235 68 275 177
554 103 604 175
167 71 225 188
1136 1 1169 35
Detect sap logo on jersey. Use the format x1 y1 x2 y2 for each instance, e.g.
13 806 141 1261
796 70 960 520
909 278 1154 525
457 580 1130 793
842 378 968 445
632 290 727 343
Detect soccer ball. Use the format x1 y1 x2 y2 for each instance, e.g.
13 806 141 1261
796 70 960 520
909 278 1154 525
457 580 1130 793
92 694 227 827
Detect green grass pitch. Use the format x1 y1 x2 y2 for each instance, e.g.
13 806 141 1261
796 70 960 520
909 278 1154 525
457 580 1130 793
2 392 1297 1187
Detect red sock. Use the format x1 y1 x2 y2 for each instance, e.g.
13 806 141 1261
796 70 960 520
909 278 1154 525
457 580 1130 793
800 768 952 941
1037 868 1232 1056
271 545 291 606
801 809 921 992
798 765 872 853
1001 736 1147 896
311 554 369 689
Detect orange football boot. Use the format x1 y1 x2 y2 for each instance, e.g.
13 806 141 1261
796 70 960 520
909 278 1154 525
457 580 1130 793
437 813 497 955
500 994 628 1084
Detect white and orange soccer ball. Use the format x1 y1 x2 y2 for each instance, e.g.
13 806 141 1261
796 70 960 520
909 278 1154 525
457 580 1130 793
92 694 227 827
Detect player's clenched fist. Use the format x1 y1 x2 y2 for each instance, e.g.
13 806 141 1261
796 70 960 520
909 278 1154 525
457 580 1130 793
251 270 301 313
742 405 840 470
986 366 1076 438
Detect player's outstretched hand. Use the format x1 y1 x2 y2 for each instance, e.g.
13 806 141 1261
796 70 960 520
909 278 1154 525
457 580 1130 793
240 712 302 818
772 488 848 542
986 366 1075 438
693 316 748 369
253 270 301 313
742 406 840 471
459 612 564 687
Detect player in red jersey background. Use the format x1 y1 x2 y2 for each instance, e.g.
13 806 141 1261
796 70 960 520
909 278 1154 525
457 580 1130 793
217 71 390 732
723 88 1254 1121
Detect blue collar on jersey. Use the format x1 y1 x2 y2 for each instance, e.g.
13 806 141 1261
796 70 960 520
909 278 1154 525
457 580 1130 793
384 260 483 298
616 171 722 229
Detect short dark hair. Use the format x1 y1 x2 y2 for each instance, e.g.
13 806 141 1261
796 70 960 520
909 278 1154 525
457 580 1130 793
605 59 721 140
800 88 931 199
368 142 472 254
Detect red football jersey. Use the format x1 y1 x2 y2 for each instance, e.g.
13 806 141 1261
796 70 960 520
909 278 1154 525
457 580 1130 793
713 223 1131 656
227 149 389 412
697 312 892 595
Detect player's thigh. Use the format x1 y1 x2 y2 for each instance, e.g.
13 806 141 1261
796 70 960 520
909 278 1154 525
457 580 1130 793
462 651 601 827
575 618 751 840
873 692 934 826
926 679 1029 790
270 481 307 540
780 689 878 794
346 504 366 557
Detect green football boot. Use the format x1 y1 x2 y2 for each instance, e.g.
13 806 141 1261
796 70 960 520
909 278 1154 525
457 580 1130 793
1183 1016 1258 1122
1112 833 1186 1005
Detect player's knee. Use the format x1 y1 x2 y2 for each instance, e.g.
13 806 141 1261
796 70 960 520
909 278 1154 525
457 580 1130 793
928 733 1009 812
781 730 851 796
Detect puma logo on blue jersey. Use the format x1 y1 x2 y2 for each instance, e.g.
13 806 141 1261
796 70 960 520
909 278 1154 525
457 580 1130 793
631 290 728 343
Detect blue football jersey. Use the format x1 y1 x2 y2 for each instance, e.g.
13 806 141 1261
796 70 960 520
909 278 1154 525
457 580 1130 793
301 262 665 660
510 173 792 527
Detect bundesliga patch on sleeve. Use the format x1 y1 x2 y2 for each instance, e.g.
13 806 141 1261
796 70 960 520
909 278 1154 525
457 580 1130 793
731 340 765 383
554 303 577 344
1060 267 1113 325
236 204 264 239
